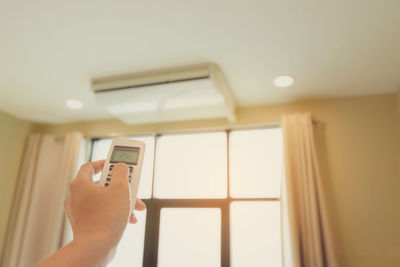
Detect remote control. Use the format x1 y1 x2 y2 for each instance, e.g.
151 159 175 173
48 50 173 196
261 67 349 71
99 139 145 212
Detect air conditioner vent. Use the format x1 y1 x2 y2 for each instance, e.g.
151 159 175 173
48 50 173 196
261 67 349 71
92 63 236 125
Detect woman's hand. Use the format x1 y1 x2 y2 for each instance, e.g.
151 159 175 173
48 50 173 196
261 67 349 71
36 160 145 267
65 160 145 248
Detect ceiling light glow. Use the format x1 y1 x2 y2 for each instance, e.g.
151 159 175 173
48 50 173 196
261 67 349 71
66 99 83 109
273 75 294 87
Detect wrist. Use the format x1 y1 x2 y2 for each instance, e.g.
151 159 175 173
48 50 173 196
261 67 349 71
71 234 116 266
36 235 116 267
73 225 122 250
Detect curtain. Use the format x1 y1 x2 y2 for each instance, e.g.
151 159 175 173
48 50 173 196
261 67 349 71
1 132 83 267
282 113 341 267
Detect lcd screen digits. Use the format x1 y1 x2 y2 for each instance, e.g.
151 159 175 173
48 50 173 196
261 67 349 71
110 147 139 164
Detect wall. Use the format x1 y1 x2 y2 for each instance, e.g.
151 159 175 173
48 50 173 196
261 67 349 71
0 110 31 257
397 88 400 123
33 93 400 267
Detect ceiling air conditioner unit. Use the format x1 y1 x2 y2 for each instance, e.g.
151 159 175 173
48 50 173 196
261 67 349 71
92 63 236 125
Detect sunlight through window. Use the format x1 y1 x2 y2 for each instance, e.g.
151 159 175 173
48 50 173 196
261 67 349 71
158 208 221 267
154 132 227 198
230 201 282 267
229 128 283 198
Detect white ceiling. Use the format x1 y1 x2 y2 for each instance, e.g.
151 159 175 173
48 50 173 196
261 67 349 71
1 0 399 123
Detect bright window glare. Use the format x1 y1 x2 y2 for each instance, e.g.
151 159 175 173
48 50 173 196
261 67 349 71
230 201 282 267
107 209 147 267
158 208 221 267
90 136 155 199
154 132 227 198
229 128 283 198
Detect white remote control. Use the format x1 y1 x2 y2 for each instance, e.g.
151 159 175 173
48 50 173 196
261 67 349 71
99 139 145 212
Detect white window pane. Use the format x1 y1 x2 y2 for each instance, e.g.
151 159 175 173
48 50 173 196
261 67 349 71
91 136 155 199
229 128 283 198
154 132 227 198
108 209 147 267
230 201 282 267
158 208 221 267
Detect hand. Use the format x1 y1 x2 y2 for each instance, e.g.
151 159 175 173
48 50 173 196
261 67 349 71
64 160 146 251
37 160 146 267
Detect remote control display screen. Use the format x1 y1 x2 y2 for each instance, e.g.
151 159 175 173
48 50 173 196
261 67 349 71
110 147 139 165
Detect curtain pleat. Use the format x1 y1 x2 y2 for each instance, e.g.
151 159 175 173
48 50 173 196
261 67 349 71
282 113 342 267
1 132 83 267
2 134 41 267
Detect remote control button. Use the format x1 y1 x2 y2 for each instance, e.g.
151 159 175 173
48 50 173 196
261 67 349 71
106 178 111 181
109 165 114 171
129 166 133 172
105 183 109 187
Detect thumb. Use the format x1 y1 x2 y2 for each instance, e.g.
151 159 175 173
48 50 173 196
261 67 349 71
109 163 130 193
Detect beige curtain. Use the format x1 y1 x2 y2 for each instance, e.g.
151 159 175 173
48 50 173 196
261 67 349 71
1 132 83 267
282 113 341 267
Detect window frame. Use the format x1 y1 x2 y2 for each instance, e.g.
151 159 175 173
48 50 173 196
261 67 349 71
89 125 282 267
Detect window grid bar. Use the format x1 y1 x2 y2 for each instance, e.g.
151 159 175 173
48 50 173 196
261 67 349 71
143 201 161 267
142 198 281 207
229 197 280 201
224 129 231 267
150 133 159 199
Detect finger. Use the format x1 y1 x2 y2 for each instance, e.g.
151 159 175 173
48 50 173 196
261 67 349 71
76 160 106 181
129 213 137 224
135 198 146 211
109 163 129 191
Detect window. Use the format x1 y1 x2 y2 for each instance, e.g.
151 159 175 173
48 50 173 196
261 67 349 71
86 127 283 267
154 132 227 198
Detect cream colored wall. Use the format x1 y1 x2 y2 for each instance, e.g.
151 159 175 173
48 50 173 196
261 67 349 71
33 93 400 267
0 110 31 257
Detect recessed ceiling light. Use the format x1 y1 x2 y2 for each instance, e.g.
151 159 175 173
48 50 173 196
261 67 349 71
66 99 83 109
273 75 294 87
